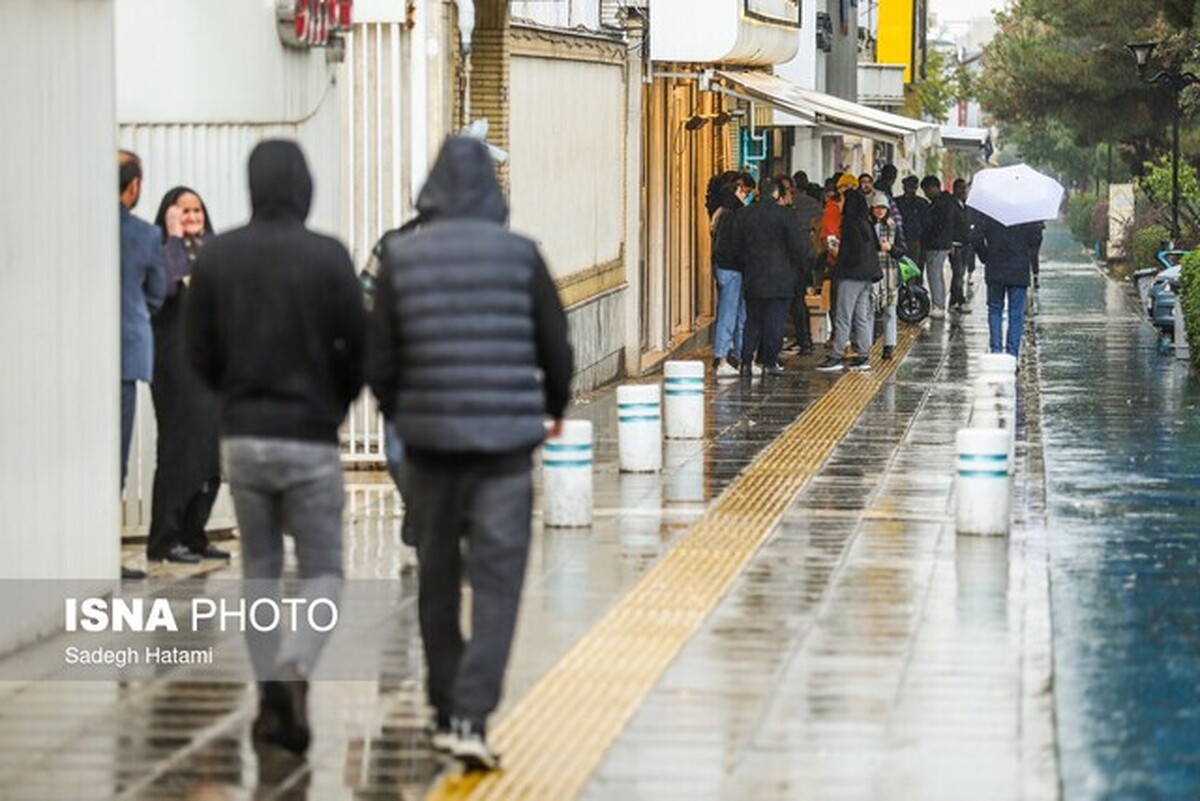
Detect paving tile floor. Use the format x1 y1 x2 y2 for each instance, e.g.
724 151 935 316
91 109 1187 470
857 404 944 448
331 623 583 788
15 232 1197 799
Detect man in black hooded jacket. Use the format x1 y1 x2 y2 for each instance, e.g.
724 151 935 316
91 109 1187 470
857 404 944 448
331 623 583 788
366 136 573 771
185 140 366 755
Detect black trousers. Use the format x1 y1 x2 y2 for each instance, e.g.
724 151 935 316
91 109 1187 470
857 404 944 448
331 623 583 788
789 270 813 347
408 459 533 726
742 297 790 369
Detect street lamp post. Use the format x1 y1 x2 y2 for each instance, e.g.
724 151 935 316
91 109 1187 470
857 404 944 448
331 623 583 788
1127 41 1199 246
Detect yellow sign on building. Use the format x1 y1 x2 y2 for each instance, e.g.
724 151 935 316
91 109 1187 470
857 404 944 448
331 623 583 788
877 0 918 84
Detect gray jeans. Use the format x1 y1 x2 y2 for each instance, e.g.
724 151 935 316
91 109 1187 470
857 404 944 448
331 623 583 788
832 278 875 356
406 459 534 727
221 436 344 680
925 248 950 310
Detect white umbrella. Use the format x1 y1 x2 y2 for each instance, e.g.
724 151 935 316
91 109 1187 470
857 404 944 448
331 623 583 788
965 164 1064 226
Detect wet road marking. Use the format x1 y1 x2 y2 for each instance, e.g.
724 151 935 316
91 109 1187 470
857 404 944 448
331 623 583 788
428 326 921 800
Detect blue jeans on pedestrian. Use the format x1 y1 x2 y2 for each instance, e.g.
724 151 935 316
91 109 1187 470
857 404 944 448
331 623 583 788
713 266 746 362
986 282 1028 357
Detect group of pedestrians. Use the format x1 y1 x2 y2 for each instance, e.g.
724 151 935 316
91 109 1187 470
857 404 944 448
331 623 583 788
117 137 572 771
707 164 1039 373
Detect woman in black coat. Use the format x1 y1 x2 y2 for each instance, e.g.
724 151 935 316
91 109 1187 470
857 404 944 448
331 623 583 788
147 187 227 563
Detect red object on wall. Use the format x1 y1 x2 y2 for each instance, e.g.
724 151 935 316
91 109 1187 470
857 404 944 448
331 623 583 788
282 0 351 47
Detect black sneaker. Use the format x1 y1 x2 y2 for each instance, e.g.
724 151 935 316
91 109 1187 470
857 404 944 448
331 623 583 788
193 545 231 560
150 544 201 564
882 345 894 361
763 363 785 376
815 355 844 372
848 355 871 371
253 671 311 755
448 718 500 771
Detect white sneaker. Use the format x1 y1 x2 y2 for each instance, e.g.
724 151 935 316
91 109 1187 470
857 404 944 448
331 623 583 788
715 360 740 378
448 719 501 771
750 362 763 375
930 307 945 319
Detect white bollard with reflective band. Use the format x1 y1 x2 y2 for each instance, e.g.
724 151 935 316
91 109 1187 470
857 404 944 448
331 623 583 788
663 361 706 439
956 428 1012 536
542 420 593 528
971 376 1016 472
616 384 662 472
978 352 1018 377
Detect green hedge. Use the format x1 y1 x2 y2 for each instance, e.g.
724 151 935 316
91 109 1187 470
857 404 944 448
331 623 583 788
1066 194 1097 247
1180 250 1200 367
1130 225 1170 271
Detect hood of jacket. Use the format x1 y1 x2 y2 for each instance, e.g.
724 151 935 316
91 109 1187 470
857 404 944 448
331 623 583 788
249 140 313 221
416 136 508 224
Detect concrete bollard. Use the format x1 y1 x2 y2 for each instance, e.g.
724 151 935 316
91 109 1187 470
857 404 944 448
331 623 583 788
542 420 593 528
616 384 662 473
955 428 1011 536
971 376 1016 473
663 361 706 439
978 352 1018 378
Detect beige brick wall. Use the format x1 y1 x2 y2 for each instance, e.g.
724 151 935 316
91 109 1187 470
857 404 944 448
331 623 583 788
470 1 510 189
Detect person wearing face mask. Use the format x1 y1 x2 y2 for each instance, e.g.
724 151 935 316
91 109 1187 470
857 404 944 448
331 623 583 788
147 187 228 565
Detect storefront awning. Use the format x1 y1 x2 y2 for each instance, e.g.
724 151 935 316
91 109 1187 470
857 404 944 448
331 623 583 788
714 69 939 151
940 126 991 151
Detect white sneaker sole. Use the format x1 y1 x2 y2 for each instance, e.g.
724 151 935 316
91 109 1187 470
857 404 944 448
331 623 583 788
450 740 501 771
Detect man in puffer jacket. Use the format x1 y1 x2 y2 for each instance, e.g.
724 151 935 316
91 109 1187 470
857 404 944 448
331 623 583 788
366 136 574 771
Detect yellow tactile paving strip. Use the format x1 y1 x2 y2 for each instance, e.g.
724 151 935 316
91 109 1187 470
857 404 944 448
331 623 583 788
430 327 920 800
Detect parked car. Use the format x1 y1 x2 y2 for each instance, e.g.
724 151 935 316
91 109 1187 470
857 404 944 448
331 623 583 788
1136 250 1188 335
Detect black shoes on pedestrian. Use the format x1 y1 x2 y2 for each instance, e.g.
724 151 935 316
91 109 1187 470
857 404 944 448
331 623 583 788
847 355 871 371
816 354 870 371
148 544 231 564
762 363 785 376
194 545 231 560
152 544 202 564
816 355 844 372
882 346 894 361
120 566 146 580
254 671 311 755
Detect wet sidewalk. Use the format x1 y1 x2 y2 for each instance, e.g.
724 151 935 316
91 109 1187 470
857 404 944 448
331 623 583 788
4 235 1198 799
1034 251 1200 799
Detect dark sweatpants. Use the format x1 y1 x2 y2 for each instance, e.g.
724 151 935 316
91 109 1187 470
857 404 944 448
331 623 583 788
408 459 534 727
788 269 813 348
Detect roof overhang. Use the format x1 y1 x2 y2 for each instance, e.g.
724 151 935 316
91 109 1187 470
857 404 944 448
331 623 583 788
940 126 991 151
714 69 939 151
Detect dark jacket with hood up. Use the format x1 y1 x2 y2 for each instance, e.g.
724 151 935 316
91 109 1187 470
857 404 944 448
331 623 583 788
185 140 366 444
365 136 573 466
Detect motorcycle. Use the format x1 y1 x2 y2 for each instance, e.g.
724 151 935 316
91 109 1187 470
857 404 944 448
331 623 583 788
896 256 931 324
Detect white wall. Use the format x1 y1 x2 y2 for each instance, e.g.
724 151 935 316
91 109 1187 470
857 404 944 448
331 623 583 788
509 56 625 278
511 0 601 30
0 1 120 590
114 0 343 235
